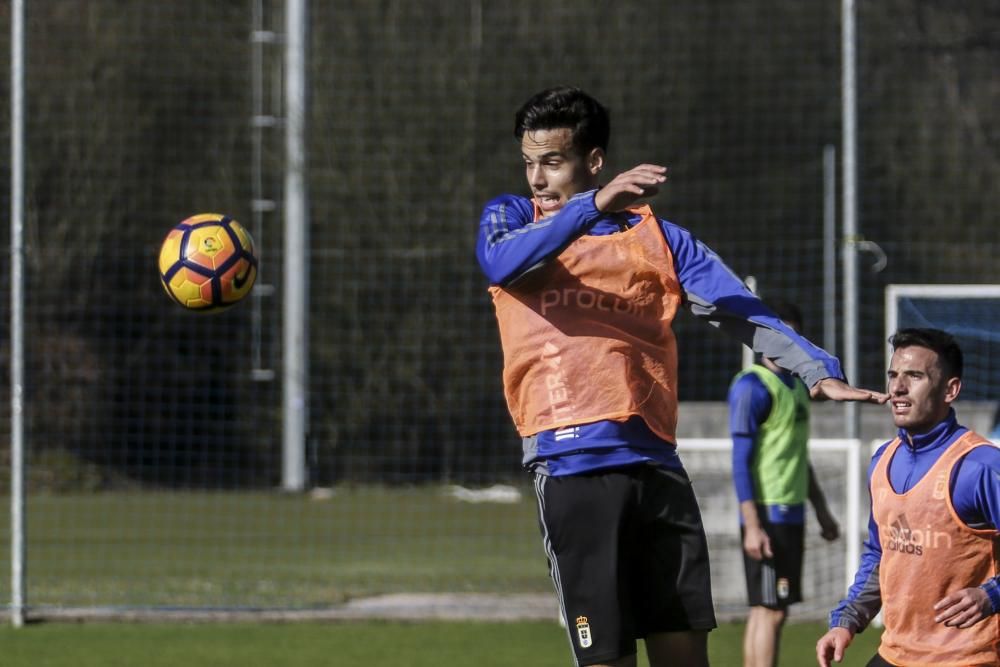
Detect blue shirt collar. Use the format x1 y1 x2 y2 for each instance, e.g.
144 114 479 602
898 408 960 450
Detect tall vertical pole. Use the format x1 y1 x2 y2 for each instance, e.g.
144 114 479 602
823 145 837 356
250 0 278 383
845 438 861 591
842 0 860 441
841 0 866 583
10 0 27 628
282 0 309 491
742 276 758 370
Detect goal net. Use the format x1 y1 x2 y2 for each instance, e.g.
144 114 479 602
885 285 1000 403
679 438 862 621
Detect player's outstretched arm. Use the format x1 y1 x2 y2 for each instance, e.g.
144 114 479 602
594 164 667 212
809 378 888 404
816 627 854 667
933 587 994 628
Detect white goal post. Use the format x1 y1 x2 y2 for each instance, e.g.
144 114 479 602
885 284 1000 404
677 437 863 620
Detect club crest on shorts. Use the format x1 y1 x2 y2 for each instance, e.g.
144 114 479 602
777 577 790 599
575 615 593 648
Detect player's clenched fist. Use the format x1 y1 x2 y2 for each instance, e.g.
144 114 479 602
595 164 668 212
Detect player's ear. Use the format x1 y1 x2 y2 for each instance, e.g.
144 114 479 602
943 376 962 404
587 147 605 176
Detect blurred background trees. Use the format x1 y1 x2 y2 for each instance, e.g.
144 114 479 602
0 0 996 489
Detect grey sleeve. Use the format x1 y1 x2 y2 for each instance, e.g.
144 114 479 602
829 563 883 634
684 292 845 388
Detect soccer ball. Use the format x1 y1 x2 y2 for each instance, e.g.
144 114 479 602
158 213 258 312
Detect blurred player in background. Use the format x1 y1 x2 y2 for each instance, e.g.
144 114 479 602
817 328 1000 667
728 300 840 667
476 85 887 667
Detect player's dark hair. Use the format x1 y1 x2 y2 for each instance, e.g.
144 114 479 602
765 299 803 331
889 327 963 380
514 86 610 155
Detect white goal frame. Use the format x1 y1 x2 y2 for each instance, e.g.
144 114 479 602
885 284 1000 372
678 437 863 596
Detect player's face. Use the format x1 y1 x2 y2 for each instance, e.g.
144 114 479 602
886 345 961 434
521 128 603 218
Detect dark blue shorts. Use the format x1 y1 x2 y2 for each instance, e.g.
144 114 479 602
741 508 805 609
534 465 717 665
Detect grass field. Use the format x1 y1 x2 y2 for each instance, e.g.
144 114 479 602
0 619 883 666
0 488 843 618
0 489 873 665
0 489 547 607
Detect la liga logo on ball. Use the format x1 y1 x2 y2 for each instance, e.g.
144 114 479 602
158 213 258 312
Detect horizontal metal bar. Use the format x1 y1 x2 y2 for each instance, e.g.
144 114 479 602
250 30 283 44
251 115 283 129
251 199 277 213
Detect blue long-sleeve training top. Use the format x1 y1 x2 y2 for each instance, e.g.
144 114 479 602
728 370 807 524
829 409 1000 633
477 190 845 476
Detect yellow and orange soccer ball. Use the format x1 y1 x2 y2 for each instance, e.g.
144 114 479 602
158 213 258 312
